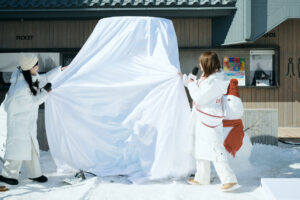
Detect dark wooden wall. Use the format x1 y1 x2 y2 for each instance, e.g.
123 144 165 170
0 19 211 48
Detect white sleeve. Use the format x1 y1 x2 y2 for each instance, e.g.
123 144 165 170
32 89 49 105
187 81 222 106
39 66 62 86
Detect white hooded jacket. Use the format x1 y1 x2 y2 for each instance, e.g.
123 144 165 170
188 71 230 161
3 66 61 160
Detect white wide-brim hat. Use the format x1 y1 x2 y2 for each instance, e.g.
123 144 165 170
19 53 38 71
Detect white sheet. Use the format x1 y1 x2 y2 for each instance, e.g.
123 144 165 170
45 17 195 182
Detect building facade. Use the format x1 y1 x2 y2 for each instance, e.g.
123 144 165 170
0 0 300 128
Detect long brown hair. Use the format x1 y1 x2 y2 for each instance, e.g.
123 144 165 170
199 51 221 77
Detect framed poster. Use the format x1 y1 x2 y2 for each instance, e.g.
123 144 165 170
250 50 275 86
223 57 245 86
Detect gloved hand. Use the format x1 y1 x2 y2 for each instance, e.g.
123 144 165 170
43 83 52 92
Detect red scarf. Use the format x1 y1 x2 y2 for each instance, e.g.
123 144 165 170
223 119 244 157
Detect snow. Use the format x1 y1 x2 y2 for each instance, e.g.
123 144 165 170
261 178 300 200
1 142 300 200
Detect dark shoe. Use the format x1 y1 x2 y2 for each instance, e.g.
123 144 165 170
29 175 48 183
0 175 18 185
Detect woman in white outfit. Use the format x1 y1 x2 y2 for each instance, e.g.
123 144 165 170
184 51 238 191
0 53 67 185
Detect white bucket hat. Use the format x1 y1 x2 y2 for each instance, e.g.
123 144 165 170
19 53 38 71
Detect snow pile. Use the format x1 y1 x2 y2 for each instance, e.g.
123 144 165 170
0 142 300 200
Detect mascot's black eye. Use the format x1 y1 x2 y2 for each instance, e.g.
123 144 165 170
227 99 231 101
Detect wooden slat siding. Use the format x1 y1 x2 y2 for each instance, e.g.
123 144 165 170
295 20 300 127
194 19 199 47
59 20 66 48
36 21 42 48
297 21 300 126
292 20 296 127
78 20 83 47
185 19 190 46
186 19 192 46
77 20 82 48
10 22 16 49
0 19 211 48
285 20 293 127
288 20 294 127
18 21 24 49
293 20 298 127
172 19 211 47
58 20 65 48
198 19 205 47
62 20 69 47
198 19 203 47
69 21 74 47
272 27 279 113
280 21 287 127
49 21 54 49
286 20 293 127
184 19 189 46
204 19 211 47
191 19 197 47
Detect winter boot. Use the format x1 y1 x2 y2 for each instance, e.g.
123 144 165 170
0 186 9 192
29 175 48 183
0 175 18 185
221 182 240 192
187 178 201 185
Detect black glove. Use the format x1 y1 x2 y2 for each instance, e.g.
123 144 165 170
43 83 52 92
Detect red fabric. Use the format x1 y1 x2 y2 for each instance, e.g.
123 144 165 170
193 102 224 118
223 119 244 157
226 79 240 98
201 122 221 128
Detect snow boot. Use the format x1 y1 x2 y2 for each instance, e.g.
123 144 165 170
0 175 18 185
29 175 48 183
0 186 9 192
187 178 201 185
221 182 240 192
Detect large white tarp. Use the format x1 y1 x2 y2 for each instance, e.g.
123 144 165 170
45 17 195 182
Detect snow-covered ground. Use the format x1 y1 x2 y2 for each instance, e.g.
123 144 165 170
1 142 300 200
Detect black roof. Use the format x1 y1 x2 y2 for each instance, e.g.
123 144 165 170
0 0 236 9
0 0 237 19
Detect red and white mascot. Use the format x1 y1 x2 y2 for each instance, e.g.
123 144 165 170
223 79 252 167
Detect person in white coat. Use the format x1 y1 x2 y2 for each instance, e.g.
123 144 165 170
183 51 238 191
0 53 67 185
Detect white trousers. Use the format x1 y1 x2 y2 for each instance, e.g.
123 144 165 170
194 159 237 185
1 141 42 179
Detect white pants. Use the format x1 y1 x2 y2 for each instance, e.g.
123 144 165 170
194 159 237 185
1 141 42 179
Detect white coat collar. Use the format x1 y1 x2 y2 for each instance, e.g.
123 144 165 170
199 70 230 94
